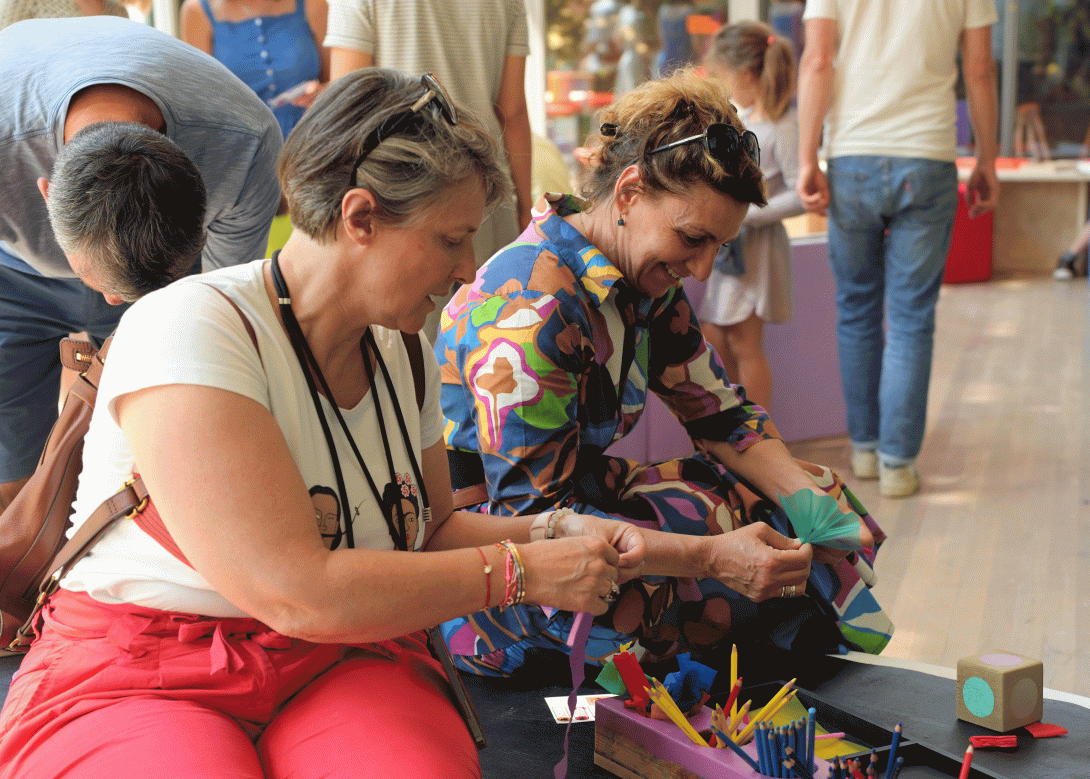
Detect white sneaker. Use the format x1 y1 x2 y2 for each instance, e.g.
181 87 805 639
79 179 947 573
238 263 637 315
1054 255 1076 280
850 448 878 479
879 464 920 498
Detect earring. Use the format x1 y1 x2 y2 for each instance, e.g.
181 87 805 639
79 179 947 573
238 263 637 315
617 217 625 226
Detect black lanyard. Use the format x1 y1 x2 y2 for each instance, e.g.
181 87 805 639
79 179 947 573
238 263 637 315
270 252 429 551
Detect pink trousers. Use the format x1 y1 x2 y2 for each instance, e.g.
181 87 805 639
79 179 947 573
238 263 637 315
0 590 480 779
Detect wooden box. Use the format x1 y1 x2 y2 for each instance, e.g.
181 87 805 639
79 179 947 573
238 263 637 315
594 696 831 779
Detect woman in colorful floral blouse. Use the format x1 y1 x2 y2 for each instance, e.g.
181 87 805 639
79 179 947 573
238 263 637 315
435 69 893 677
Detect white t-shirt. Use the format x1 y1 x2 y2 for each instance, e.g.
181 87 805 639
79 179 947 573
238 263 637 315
803 0 998 161
61 261 444 617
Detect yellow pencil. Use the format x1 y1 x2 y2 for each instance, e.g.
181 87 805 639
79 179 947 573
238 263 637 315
753 678 796 722
727 699 751 739
645 681 709 747
730 644 739 719
735 689 797 745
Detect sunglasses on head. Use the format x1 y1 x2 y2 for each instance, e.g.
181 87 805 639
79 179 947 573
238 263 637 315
349 73 458 187
647 122 760 169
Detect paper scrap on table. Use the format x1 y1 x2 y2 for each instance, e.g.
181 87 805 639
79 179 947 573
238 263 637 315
545 694 616 724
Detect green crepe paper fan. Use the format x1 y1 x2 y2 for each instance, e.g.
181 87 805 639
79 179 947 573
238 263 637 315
778 489 863 551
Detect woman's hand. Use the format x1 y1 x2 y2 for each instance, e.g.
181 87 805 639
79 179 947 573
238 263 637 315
546 513 646 583
292 80 325 108
519 536 622 616
705 523 812 602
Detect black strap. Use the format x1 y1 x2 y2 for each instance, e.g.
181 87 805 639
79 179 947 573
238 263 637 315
270 251 430 551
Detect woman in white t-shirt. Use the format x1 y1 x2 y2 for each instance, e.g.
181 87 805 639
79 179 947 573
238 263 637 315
0 69 645 779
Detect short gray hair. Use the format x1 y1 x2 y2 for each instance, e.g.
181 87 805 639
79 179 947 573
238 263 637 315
279 68 508 241
46 122 207 301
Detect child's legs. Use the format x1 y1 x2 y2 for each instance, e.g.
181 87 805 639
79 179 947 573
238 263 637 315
722 313 771 411
4 697 263 779
700 321 738 381
258 651 480 779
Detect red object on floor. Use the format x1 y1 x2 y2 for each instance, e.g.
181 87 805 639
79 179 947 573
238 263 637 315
1024 722 1068 738
944 182 993 283
969 735 1018 749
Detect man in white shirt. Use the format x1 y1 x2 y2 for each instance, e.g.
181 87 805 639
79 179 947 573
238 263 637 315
796 0 1000 498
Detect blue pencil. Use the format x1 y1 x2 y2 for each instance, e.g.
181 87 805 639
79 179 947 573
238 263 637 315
716 724 762 773
888 756 904 779
806 707 817 775
793 723 802 775
765 724 776 776
776 727 787 778
885 723 902 779
784 749 815 779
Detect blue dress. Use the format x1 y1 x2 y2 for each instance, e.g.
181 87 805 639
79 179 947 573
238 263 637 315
198 0 320 140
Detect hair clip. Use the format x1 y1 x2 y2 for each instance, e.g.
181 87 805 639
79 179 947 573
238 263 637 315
600 123 619 137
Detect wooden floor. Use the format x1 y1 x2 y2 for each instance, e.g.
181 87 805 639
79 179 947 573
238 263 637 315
787 277 1089 697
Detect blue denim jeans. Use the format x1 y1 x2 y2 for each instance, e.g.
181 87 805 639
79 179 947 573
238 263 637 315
0 254 128 481
826 156 958 467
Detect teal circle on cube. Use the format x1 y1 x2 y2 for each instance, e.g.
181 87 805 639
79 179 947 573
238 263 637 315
963 676 995 717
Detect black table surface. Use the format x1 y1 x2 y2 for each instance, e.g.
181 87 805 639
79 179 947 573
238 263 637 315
3 650 1088 778
463 650 1090 779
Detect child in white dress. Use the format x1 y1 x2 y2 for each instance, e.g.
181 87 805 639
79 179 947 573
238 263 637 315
698 21 804 412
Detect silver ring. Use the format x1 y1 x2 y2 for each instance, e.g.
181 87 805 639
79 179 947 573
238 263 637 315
602 582 620 603
781 584 796 598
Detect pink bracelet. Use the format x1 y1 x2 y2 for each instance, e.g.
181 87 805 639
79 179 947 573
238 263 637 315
474 546 492 609
494 539 525 610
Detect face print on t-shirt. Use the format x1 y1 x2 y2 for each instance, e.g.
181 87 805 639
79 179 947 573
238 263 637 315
309 485 342 549
382 473 420 550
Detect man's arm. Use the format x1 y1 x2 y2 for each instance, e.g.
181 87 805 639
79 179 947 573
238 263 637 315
329 48 373 81
495 54 532 231
796 17 837 215
961 24 1000 217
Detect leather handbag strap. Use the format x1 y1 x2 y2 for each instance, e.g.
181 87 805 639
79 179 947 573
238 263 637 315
42 285 261 596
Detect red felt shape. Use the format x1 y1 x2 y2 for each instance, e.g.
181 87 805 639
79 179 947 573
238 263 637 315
612 651 651 711
1024 722 1068 738
969 735 1017 749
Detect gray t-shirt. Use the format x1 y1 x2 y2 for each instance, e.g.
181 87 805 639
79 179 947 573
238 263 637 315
0 16 283 278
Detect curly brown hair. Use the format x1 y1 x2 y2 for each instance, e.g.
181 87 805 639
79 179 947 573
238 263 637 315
580 68 766 208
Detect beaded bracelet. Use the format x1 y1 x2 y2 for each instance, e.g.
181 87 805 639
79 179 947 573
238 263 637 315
474 546 492 609
545 507 575 539
530 506 575 540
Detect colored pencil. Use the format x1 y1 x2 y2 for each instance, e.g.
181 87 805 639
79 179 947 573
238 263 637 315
754 678 797 722
784 750 815 779
717 724 761 772
806 707 817 774
848 758 866 779
958 744 974 779
730 643 739 719
888 756 904 779
885 723 902 779
724 675 744 717
832 755 843 779
758 725 771 775
737 689 796 745
816 731 847 740
645 681 709 747
728 699 752 740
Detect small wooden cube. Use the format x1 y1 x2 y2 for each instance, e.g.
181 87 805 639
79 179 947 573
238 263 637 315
957 651 1043 732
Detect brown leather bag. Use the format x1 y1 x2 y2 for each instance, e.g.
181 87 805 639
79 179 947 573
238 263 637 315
0 286 254 654
0 338 146 653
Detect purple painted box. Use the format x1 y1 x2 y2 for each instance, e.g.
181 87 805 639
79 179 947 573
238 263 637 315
594 696 831 779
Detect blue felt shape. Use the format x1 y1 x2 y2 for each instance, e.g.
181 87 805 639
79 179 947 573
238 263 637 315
779 489 864 551
663 653 718 712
